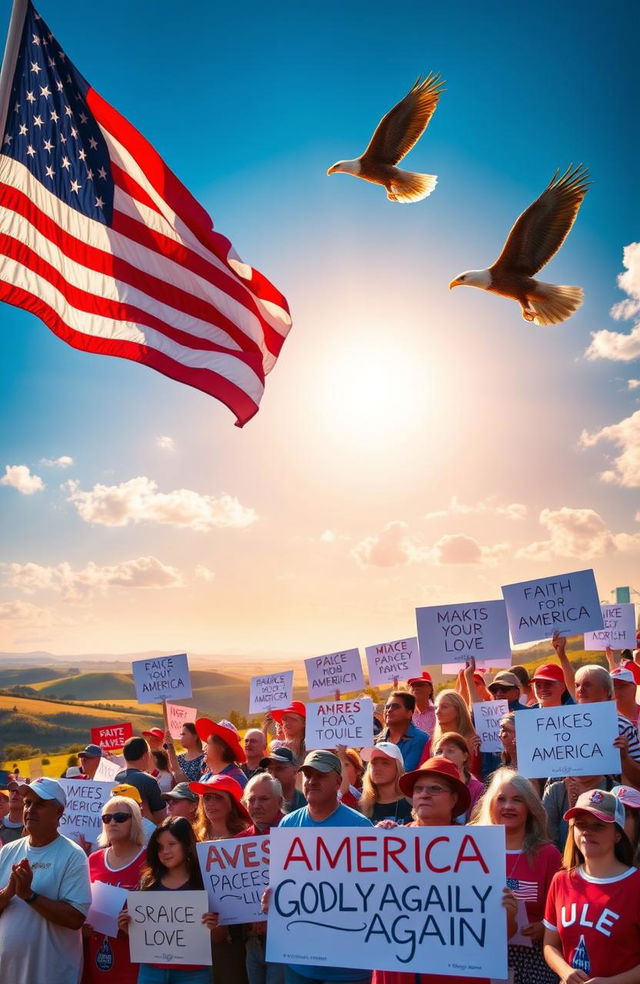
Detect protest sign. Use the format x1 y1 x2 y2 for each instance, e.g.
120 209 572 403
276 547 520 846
249 671 294 714
87 881 128 938
266 826 507 979
197 836 268 925
91 722 133 751
166 702 198 739
132 653 192 704
59 779 116 844
128 890 212 965
501 569 603 645
416 600 512 665
304 648 365 699
365 636 421 687
473 700 509 754
584 604 637 650
442 657 511 674
305 698 374 750
515 701 621 779
93 755 122 782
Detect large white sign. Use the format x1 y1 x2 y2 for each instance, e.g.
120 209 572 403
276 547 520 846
584 604 637 651
128 890 212 965
304 649 365 699
59 779 116 844
515 701 621 779
266 826 508 979
87 880 128 938
416 600 512 665
501 570 603 645
197 836 268 925
132 653 192 704
249 671 294 714
473 700 509 754
166 702 198 739
305 698 374 750
364 637 421 687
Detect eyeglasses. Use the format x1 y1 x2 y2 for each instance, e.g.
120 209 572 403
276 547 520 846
414 784 449 796
101 812 132 824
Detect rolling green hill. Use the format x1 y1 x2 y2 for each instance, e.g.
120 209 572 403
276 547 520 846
0 667 77 688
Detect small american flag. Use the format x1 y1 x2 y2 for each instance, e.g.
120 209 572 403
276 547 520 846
507 876 538 902
0 1 291 426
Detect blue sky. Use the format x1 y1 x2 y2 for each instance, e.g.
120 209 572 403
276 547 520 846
0 0 638 657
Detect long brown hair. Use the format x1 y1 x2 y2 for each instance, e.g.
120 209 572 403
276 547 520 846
563 816 634 871
139 817 203 890
194 791 249 840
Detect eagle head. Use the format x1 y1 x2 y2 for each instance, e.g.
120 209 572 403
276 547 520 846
327 160 361 177
449 269 492 290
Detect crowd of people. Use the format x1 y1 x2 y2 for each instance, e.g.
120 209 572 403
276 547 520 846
1 636 640 984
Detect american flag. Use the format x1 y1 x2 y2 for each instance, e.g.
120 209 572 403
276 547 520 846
507 876 538 902
0 1 291 426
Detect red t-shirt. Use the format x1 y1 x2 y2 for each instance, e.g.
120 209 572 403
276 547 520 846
506 843 561 925
83 846 147 984
544 865 640 977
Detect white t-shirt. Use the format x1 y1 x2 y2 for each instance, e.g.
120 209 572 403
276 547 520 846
0 833 91 984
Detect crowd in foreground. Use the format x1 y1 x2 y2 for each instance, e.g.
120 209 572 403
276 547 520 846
1 635 640 984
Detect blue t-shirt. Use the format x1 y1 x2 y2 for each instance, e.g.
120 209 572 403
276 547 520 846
278 803 373 981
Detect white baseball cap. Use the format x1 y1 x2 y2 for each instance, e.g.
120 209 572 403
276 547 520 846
361 742 404 765
20 776 67 807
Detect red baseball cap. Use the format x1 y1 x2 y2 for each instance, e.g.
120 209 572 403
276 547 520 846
188 774 250 822
271 701 306 724
407 672 433 686
142 728 164 741
531 663 565 684
612 663 640 686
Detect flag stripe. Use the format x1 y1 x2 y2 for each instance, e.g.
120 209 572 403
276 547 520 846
0 248 265 402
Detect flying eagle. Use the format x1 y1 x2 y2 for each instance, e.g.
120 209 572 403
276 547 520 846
449 165 590 325
327 73 445 203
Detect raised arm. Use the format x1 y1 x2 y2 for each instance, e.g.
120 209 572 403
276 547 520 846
551 632 575 699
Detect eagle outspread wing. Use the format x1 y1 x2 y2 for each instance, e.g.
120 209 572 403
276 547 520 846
491 164 591 277
361 73 445 167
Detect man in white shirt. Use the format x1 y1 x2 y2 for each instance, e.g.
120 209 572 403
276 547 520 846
0 776 91 984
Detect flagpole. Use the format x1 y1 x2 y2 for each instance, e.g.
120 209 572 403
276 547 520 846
0 0 27 140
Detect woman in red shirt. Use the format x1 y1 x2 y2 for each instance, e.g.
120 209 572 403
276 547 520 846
544 788 640 982
471 767 561 983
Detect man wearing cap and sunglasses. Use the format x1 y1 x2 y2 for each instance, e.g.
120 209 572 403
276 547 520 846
0 776 91 983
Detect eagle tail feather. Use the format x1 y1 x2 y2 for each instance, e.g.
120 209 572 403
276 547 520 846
528 282 584 326
387 170 437 203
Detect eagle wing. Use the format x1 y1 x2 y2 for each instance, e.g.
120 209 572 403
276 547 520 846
360 73 445 167
491 165 590 277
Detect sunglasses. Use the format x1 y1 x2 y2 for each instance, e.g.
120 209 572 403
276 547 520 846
101 812 132 824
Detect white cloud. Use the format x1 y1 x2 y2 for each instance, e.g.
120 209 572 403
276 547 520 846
585 243 640 361
432 533 509 566
425 496 527 521
517 506 640 560
4 556 183 601
580 410 640 487
351 521 423 568
40 455 74 468
629 380 640 390
194 565 215 582
65 476 257 530
0 465 44 495
0 600 75 627
156 436 175 452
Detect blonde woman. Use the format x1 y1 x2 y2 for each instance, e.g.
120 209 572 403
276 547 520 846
84 796 146 984
472 768 561 984
359 743 412 824
428 690 481 777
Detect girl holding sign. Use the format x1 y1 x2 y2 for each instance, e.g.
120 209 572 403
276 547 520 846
118 817 218 984
544 789 640 983
471 769 561 984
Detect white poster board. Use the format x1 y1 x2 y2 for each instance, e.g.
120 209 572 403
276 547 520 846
584 604 637 650
515 701 621 779
87 880 128 938
59 779 116 844
364 637 421 687
442 658 511 674
266 826 508 979
93 756 122 783
501 570 604 645
132 653 192 704
416 600 512 665
128 890 212 965
197 836 268 925
249 671 294 714
304 648 365 699
473 700 509 754
166 702 198 739
305 698 374 750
